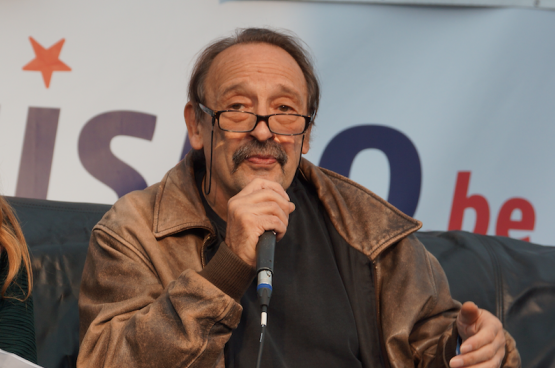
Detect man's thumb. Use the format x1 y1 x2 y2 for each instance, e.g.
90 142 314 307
458 301 480 327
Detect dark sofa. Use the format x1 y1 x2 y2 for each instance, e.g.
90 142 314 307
7 196 555 368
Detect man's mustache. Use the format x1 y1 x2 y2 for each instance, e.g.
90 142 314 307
232 140 288 173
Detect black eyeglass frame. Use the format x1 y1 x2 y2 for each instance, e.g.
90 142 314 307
199 103 311 136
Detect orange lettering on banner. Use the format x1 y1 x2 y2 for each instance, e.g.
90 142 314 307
22 37 71 88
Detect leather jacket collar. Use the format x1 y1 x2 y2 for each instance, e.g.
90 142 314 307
152 152 422 261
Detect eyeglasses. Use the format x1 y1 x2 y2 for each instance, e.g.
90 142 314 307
199 103 311 136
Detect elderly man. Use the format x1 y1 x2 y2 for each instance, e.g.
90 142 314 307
78 28 520 368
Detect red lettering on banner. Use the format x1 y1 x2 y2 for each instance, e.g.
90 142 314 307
496 198 535 241
448 171 536 241
448 171 490 234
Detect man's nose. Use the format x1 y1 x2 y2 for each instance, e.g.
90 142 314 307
250 116 274 142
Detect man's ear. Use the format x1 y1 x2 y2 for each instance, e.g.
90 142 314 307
302 124 312 154
184 102 205 150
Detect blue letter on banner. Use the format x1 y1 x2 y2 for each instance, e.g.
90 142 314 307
78 111 156 198
319 125 421 217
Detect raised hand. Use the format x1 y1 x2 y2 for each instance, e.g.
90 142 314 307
225 178 295 267
450 302 506 368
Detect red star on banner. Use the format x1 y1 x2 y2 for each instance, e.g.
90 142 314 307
23 37 71 88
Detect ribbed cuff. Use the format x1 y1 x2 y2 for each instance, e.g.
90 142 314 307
198 242 256 301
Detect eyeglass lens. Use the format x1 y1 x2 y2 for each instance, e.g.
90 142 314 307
219 111 305 135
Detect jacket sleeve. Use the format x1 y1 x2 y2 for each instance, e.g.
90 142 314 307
77 227 254 368
377 235 520 368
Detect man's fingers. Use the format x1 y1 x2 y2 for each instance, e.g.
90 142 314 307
225 211 288 267
458 303 503 342
461 326 502 355
449 340 505 368
229 188 295 217
249 201 290 233
451 307 506 368
235 178 290 201
461 326 505 356
225 192 293 266
225 178 296 267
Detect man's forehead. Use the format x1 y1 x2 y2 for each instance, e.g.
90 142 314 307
203 43 308 103
219 82 304 102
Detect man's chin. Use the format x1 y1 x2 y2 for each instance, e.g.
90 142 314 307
234 165 285 186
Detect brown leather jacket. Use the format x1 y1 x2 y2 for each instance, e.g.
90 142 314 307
78 154 520 368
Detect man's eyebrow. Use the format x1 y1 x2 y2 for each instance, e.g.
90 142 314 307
220 83 248 98
218 83 305 104
275 84 304 104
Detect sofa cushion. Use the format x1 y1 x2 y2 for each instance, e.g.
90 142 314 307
7 197 110 368
421 231 555 367
7 196 555 368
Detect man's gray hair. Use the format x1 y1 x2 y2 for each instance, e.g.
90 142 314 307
188 28 320 124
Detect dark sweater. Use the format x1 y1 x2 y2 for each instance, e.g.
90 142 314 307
197 172 365 368
0 251 37 363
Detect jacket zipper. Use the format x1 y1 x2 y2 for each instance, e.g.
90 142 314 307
372 258 392 368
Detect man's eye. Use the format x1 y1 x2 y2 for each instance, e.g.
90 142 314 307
278 105 292 113
229 104 244 110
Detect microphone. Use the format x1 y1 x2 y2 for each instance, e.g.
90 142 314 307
256 230 276 327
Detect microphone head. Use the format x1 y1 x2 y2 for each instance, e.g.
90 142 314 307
256 231 276 308
256 231 276 273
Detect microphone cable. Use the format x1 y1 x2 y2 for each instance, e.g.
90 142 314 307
255 231 276 368
256 322 266 368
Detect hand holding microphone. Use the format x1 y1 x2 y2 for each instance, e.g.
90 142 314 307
225 178 294 268
225 178 292 326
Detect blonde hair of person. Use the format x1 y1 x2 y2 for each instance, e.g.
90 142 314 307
0 196 33 300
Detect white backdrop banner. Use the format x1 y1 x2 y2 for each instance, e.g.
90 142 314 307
1 1 554 245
